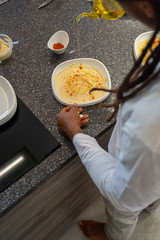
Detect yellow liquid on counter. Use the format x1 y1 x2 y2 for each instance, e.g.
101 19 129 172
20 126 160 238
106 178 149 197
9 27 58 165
76 0 125 21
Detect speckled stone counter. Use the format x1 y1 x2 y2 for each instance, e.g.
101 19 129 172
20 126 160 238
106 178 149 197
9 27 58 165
0 0 150 215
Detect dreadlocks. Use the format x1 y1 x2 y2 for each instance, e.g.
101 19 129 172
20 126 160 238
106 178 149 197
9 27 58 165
90 0 160 121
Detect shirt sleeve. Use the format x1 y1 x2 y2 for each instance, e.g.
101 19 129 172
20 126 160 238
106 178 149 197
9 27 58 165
73 133 125 212
73 131 160 213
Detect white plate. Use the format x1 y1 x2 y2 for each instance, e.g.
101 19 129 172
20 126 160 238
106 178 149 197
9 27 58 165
51 58 111 107
134 31 160 60
0 76 17 125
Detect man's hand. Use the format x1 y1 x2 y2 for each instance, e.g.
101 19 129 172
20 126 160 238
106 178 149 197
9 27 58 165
56 104 89 141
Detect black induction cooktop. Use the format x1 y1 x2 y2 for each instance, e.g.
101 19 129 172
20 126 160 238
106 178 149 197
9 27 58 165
0 97 61 192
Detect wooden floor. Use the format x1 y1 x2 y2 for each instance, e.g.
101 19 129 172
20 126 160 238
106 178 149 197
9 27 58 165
0 125 114 240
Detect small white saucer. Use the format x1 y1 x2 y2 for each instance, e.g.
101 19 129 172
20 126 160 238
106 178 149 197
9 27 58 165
0 76 17 125
47 30 69 54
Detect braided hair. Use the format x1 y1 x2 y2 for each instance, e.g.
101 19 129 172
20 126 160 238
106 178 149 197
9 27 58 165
90 0 160 121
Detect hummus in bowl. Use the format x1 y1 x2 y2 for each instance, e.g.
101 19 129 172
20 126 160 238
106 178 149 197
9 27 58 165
51 58 111 106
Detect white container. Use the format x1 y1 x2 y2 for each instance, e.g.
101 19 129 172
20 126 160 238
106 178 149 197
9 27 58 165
0 34 13 61
47 30 69 54
0 76 17 125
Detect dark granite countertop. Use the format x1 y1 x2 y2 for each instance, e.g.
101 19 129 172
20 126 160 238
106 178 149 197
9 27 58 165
0 0 150 215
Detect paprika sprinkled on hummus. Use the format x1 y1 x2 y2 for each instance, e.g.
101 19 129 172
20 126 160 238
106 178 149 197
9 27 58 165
55 63 107 104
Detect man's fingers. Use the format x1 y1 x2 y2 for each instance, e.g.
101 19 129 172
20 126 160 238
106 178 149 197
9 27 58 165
81 114 89 120
81 114 89 126
70 103 79 112
72 103 78 108
60 104 78 113
61 106 71 113
81 119 88 127
78 107 83 113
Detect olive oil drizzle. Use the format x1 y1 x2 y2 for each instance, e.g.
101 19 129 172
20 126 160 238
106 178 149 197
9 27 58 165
76 22 81 58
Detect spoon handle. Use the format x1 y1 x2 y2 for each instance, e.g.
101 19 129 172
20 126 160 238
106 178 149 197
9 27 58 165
0 41 19 46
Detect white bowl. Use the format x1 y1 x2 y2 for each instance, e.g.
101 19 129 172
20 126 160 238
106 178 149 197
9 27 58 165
0 34 13 61
47 30 69 54
0 76 17 125
134 31 160 60
51 58 111 107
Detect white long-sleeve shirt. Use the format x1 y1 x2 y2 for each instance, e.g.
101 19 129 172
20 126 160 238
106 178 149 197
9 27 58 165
73 71 160 213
